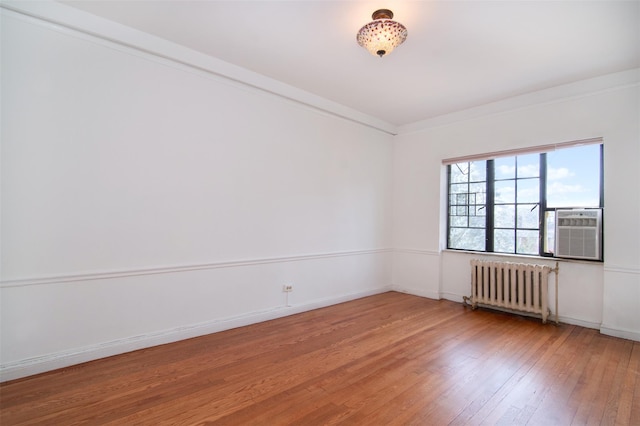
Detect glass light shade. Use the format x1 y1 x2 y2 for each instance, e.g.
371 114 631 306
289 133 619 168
357 10 407 57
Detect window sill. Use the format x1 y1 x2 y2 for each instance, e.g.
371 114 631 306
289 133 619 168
442 249 603 265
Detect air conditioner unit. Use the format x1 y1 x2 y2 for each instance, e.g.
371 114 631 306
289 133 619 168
555 209 602 261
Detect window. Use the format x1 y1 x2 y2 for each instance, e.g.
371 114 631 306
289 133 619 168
449 161 486 251
446 142 603 259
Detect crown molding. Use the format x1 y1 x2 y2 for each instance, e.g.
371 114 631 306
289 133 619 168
397 68 640 135
0 1 398 136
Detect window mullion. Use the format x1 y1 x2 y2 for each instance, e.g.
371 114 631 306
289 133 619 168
539 153 547 256
486 160 495 252
599 144 604 208
446 165 452 248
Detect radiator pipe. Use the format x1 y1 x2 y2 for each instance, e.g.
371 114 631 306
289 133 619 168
553 261 559 325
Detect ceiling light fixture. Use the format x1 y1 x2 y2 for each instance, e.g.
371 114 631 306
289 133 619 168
356 9 408 58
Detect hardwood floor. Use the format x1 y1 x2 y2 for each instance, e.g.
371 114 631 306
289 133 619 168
1 292 638 425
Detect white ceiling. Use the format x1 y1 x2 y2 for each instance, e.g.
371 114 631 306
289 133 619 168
60 0 640 127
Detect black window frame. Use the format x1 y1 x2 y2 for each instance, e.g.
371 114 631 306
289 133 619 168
446 144 604 260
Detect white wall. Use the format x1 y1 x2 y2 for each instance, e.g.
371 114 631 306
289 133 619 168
392 70 640 339
2 2 638 383
0 7 394 380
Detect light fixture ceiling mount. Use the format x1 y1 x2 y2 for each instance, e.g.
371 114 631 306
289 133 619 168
356 9 408 58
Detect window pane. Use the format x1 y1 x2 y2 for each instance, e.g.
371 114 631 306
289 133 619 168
472 205 486 217
449 228 485 251
516 230 539 254
495 204 515 228
494 229 515 253
456 206 468 216
450 183 468 194
517 204 539 229
495 180 515 203
470 182 486 204
517 179 539 203
448 162 487 252
469 216 485 227
469 161 486 182
517 154 539 178
451 216 468 227
495 157 515 179
450 163 469 183
543 210 556 254
547 144 601 208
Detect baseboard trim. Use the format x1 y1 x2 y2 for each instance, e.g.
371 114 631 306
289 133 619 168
557 316 601 330
439 292 465 303
439 292 602 330
600 324 640 342
0 286 392 382
391 285 440 300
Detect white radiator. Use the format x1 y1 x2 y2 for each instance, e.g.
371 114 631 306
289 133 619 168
464 260 559 324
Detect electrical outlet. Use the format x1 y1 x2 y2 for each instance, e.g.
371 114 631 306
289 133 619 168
283 285 293 292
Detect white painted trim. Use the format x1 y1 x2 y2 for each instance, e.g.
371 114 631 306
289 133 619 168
557 316 601 331
404 292 601 330
0 2 397 135
440 292 602 330
442 137 602 165
393 248 440 256
440 292 465 303
442 249 603 267
397 68 640 135
391 285 440 300
0 249 393 288
0 286 393 382
600 325 640 342
603 265 640 275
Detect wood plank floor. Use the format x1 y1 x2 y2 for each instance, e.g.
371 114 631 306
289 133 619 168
1 292 638 425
